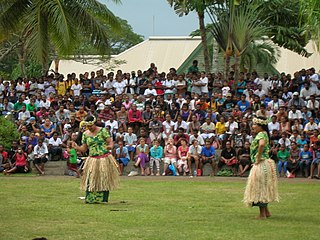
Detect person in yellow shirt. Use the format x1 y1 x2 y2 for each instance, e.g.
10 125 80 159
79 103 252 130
215 116 227 145
56 76 67 96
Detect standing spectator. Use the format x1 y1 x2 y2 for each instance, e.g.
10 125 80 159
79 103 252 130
81 72 92 99
309 142 320 179
70 78 82 96
287 142 300 178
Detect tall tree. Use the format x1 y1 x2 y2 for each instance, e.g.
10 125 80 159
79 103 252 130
0 0 121 73
168 0 223 73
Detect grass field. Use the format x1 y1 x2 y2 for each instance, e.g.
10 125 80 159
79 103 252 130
0 175 319 240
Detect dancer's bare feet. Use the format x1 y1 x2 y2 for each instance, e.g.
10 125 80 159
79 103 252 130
255 215 267 220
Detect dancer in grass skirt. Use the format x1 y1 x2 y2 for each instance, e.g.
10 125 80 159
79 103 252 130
73 115 119 204
243 117 279 219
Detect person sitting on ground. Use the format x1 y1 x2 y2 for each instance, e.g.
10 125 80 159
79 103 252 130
149 139 163 176
238 141 251 177
163 138 178 176
115 141 130 176
3 146 29 175
134 138 149 176
200 139 216 176
177 139 190 176
217 141 237 176
33 139 48 175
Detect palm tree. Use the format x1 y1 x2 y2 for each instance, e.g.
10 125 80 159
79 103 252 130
0 0 121 73
168 0 223 73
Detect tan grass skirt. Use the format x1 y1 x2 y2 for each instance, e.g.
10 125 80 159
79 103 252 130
80 155 120 192
243 159 279 207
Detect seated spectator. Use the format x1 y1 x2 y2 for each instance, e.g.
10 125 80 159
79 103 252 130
149 116 163 143
277 144 290 177
128 104 142 133
288 105 303 123
288 92 306 110
149 139 163 176
174 115 188 133
48 132 65 161
162 114 175 144
177 139 189 175
278 133 291 149
0 144 9 172
124 127 137 161
187 139 202 176
200 117 216 142
268 115 280 134
40 118 55 139
309 141 320 179
299 144 312 178
174 127 189 146
3 146 29 175
134 138 149 176
33 139 48 175
200 140 216 176
117 106 128 132
163 138 178 176
116 141 130 176
217 141 237 176
188 114 201 133
137 127 151 145
238 141 251 177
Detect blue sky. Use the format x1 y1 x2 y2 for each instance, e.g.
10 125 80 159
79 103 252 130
102 0 206 39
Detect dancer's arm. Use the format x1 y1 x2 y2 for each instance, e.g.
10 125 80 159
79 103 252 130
255 139 265 164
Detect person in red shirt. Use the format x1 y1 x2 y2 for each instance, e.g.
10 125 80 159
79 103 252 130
128 104 142 133
3 146 29 175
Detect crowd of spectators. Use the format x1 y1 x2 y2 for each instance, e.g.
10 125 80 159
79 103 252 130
0 60 320 179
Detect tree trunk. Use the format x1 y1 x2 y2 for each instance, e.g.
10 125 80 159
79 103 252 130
18 43 27 78
54 58 60 73
212 40 219 73
224 54 231 81
233 54 241 91
198 11 210 73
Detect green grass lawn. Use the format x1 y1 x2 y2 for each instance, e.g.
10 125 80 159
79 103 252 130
0 175 319 240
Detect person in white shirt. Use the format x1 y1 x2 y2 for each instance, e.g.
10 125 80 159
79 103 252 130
300 83 315 100
113 77 126 95
304 117 318 135
144 84 157 96
0 80 5 101
33 139 48 175
70 78 82 96
288 106 303 121
268 95 284 111
163 78 175 95
18 105 30 122
48 132 65 160
200 72 209 95
254 84 266 98
105 117 118 137
162 114 175 144
306 95 319 111
103 77 116 95
309 68 319 90
268 115 280 134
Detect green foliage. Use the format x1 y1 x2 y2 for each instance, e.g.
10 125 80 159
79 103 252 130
0 116 19 150
0 0 121 70
11 61 42 79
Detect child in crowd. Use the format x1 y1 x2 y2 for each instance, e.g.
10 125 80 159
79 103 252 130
277 144 290 177
65 141 80 178
299 144 313 178
116 141 130 176
149 139 163 176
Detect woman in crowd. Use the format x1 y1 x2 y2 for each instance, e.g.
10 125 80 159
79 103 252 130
238 141 251 177
134 137 149 176
72 115 119 204
243 117 279 219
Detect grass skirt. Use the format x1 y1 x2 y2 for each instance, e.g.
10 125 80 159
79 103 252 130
243 159 279 207
80 155 120 192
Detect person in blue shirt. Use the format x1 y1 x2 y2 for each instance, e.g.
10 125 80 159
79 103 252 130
200 140 216 176
237 94 251 112
298 144 313 177
116 141 130 176
149 139 163 176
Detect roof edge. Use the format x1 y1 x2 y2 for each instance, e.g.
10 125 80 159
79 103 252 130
149 36 202 40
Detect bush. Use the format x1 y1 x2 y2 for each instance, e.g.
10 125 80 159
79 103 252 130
0 116 19 150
